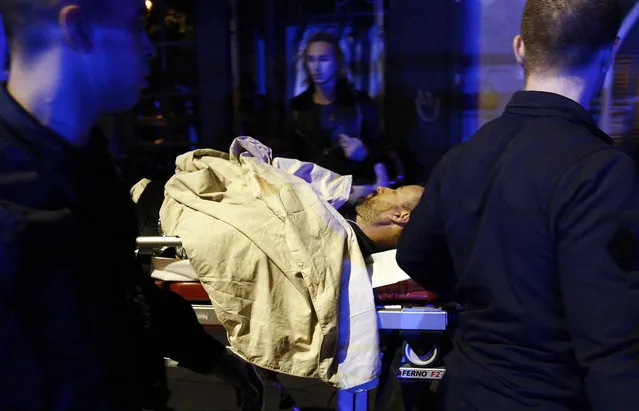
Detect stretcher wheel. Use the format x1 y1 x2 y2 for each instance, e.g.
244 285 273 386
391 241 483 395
404 343 439 367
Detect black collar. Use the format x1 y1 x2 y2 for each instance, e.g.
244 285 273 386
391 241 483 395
0 83 80 165
504 91 612 144
0 83 105 168
290 82 358 110
0 84 110 205
347 220 379 258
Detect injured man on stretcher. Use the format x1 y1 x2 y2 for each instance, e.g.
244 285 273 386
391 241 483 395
131 136 425 395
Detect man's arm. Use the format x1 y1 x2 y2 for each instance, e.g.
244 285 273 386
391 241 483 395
139 274 228 374
396 161 455 300
553 150 639 411
139 277 265 408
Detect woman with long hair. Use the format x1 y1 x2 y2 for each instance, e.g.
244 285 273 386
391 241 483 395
283 31 386 186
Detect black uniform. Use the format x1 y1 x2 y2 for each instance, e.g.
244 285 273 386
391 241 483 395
0 86 225 410
397 91 639 411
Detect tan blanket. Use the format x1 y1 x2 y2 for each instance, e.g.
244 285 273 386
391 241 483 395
159 137 380 390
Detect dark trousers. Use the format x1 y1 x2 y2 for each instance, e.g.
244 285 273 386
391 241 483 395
142 278 227 375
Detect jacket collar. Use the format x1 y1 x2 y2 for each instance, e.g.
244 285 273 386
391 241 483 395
347 220 379 258
0 83 105 168
291 82 358 110
504 91 612 144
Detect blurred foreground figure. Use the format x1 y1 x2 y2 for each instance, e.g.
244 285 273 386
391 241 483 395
0 1 262 410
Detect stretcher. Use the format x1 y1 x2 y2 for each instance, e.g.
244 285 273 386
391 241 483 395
136 236 452 411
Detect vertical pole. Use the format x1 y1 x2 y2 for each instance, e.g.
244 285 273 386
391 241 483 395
229 0 242 136
196 0 232 149
265 0 278 139
457 0 480 143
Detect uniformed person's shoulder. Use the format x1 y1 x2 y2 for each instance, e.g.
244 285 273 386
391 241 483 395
562 145 635 181
422 141 468 184
543 115 612 147
442 117 501 162
436 135 472 166
547 115 633 180
0 127 62 210
0 125 32 164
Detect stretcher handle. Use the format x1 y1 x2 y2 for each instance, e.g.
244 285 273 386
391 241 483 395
136 236 183 248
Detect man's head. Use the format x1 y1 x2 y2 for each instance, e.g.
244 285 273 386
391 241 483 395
513 0 622 85
302 32 346 88
355 185 425 250
1 0 153 114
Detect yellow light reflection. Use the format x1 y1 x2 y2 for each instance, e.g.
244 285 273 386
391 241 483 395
145 1 153 11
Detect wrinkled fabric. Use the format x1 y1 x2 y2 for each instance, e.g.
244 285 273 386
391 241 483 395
272 157 351 210
160 136 380 389
130 178 152 203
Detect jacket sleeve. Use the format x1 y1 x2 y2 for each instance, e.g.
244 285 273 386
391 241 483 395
279 102 306 160
552 149 639 411
396 160 456 300
0 199 113 411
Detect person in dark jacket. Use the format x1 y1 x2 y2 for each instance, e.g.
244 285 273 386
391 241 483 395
396 1 639 410
283 31 387 186
0 1 262 410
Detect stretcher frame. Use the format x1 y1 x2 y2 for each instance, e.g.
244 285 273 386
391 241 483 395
136 236 448 411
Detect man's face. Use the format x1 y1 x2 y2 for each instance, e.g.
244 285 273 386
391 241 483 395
90 0 153 113
305 41 340 87
355 185 424 225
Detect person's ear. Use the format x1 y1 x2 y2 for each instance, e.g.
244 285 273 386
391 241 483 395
513 34 525 68
390 210 410 226
59 5 93 53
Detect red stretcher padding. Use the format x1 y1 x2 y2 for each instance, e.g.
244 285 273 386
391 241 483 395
156 279 439 305
372 279 439 304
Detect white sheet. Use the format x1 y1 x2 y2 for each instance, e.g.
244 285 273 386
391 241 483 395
151 249 411 288
151 257 199 282
368 250 411 288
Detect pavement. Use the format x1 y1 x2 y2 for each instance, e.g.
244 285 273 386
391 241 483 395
166 367 341 411
164 329 345 411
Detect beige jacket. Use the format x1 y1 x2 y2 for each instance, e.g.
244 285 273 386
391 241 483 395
159 137 381 390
